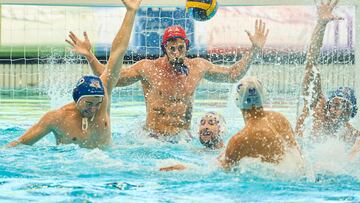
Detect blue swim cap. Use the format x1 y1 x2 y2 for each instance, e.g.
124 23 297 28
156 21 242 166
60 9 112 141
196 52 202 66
328 87 357 118
72 75 105 103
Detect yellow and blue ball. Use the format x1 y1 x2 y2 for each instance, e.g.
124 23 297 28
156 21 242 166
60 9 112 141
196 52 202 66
186 0 218 21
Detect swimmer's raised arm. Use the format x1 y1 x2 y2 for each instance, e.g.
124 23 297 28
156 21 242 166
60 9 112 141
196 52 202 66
100 0 141 93
296 0 343 136
66 7 143 88
7 111 56 147
66 31 106 77
302 0 343 107
203 19 269 83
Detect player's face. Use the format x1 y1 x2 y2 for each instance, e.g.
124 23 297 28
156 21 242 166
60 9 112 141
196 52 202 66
328 97 351 122
77 96 103 118
199 115 221 148
164 38 187 64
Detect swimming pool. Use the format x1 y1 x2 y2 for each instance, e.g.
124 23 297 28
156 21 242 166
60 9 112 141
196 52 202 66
1 95 360 202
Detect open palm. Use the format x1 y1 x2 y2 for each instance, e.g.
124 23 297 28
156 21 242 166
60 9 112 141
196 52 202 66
122 0 142 11
65 31 92 57
317 0 343 22
246 19 269 50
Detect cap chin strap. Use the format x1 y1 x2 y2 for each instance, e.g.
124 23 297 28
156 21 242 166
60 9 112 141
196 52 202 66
81 115 96 131
82 117 88 131
76 96 103 131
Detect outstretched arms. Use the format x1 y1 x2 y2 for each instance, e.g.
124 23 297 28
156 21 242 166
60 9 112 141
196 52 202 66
203 19 269 83
7 112 55 147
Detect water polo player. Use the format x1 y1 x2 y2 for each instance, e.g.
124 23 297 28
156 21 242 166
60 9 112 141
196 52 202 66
7 0 141 148
198 112 226 149
220 77 303 169
295 0 360 142
67 20 269 140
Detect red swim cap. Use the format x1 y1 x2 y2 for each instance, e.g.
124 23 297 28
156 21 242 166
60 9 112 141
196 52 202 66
161 25 190 47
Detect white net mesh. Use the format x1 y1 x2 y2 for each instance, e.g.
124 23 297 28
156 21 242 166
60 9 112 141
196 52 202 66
0 4 357 124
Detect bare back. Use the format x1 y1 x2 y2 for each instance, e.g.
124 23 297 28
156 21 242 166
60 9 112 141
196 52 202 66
223 111 300 168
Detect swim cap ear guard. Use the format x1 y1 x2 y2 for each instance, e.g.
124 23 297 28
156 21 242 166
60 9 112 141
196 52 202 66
235 77 265 110
73 75 105 103
327 87 357 118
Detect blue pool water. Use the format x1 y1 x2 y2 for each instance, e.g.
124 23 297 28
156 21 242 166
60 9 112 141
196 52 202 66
1 96 360 202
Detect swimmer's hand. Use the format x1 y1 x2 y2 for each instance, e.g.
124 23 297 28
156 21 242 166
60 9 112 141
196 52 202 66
122 0 142 12
5 140 21 148
66 31 93 57
159 164 186 172
245 19 269 51
316 0 343 23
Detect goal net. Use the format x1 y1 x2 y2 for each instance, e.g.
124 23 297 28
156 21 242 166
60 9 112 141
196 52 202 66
0 1 358 124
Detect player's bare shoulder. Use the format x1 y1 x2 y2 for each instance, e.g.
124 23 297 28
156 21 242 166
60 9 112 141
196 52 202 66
267 111 288 123
133 58 154 71
186 57 211 75
54 103 78 120
38 107 66 128
189 57 207 68
231 127 252 143
140 58 164 73
265 111 294 133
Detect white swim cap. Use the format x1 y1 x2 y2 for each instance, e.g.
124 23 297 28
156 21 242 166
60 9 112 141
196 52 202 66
235 77 265 110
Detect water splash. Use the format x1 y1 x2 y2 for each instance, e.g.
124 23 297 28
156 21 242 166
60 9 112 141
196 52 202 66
41 48 86 109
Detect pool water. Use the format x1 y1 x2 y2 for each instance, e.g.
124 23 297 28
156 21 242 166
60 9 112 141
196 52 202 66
1 96 360 202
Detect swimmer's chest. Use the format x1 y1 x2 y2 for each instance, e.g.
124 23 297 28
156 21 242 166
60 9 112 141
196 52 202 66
145 69 200 97
54 116 110 144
